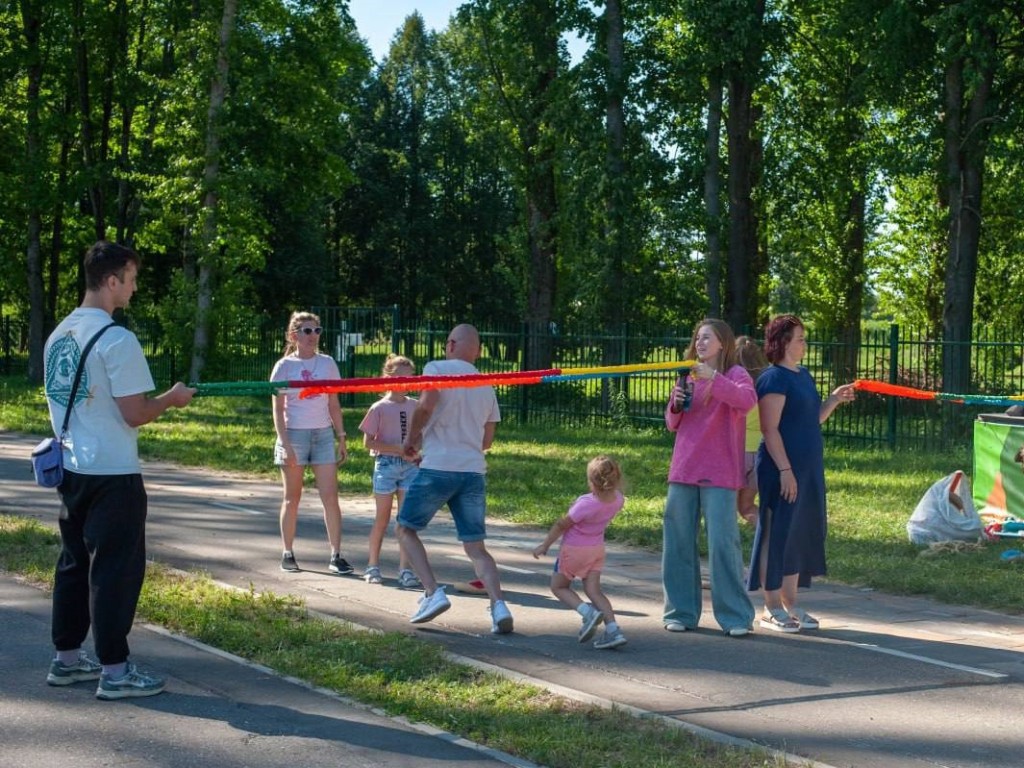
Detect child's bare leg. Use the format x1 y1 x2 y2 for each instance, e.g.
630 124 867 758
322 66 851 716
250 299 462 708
367 493 393 567
582 572 615 623
550 572 582 609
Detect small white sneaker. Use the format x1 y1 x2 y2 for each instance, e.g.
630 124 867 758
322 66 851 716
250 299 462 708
489 600 514 634
410 587 450 624
578 605 604 643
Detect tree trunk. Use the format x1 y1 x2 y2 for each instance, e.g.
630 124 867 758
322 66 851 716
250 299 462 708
599 0 626 407
724 72 759 331
22 0 45 384
940 35 994 396
522 1 559 371
704 70 723 318
72 0 105 240
602 0 625 329
723 0 765 333
189 0 237 383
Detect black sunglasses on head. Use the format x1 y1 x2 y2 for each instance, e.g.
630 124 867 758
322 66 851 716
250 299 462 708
299 327 323 336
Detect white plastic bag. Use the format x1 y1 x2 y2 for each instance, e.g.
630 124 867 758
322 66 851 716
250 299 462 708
907 470 983 545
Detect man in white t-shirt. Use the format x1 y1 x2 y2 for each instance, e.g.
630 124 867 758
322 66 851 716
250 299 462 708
397 324 513 634
43 241 194 700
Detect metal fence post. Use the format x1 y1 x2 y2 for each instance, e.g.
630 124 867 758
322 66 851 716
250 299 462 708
519 322 529 425
2 316 9 375
888 323 898 449
390 304 400 354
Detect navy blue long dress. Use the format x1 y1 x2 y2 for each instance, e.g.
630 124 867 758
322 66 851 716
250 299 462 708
747 365 827 591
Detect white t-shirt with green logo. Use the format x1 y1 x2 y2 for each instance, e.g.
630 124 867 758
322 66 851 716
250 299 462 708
44 307 155 475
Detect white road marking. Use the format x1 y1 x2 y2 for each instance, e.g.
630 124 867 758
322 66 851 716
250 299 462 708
210 500 265 516
853 642 1008 679
446 554 536 575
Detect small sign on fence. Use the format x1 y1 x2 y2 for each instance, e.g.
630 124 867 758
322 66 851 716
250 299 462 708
335 333 363 361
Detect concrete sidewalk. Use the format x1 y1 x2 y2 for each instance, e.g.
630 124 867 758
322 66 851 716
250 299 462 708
0 577 522 768
4 432 1024 768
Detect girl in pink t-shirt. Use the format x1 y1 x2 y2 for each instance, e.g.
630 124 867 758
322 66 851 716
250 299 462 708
662 319 756 636
532 456 627 650
358 354 420 588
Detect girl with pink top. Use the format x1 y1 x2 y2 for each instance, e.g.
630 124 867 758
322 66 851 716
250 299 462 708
662 319 757 636
358 354 421 588
532 456 627 650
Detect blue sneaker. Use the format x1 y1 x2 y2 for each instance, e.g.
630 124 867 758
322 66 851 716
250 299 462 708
47 652 102 686
95 662 165 700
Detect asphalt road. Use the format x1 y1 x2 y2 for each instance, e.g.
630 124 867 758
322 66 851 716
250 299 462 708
3 432 1024 768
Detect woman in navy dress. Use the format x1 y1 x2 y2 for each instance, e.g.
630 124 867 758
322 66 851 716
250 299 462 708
747 315 856 633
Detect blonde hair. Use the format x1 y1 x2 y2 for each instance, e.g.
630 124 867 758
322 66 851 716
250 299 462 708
684 318 738 372
736 335 769 381
382 353 415 376
587 455 623 495
283 311 320 357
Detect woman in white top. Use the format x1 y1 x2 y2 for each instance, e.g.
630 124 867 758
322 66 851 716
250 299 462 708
270 311 351 575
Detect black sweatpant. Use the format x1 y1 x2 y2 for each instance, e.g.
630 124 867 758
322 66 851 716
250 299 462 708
51 471 148 665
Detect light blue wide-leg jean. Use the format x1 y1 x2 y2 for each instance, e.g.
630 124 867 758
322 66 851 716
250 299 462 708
662 483 754 631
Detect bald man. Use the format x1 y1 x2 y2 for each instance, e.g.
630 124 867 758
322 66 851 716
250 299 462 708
396 324 513 634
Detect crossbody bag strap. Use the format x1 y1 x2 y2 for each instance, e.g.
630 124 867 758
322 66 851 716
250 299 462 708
59 321 119 439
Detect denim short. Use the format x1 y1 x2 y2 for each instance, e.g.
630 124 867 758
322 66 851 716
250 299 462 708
274 427 336 466
373 455 419 494
397 468 487 542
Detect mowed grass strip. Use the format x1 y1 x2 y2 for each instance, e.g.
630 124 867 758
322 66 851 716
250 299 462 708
2 375 1021 612
0 515 783 768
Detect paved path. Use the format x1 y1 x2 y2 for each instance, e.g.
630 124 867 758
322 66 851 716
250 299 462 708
4 433 1024 767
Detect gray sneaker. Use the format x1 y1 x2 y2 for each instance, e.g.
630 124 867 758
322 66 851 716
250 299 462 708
397 568 422 589
593 628 628 650
281 552 300 572
95 662 166 700
47 651 102 686
578 605 604 643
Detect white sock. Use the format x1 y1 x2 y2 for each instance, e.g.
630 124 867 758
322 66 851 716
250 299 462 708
102 662 128 679
56 649 80 665
575 604 592 617
605 621 619 633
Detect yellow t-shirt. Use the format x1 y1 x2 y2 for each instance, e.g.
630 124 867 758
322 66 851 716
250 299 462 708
744 403 761 453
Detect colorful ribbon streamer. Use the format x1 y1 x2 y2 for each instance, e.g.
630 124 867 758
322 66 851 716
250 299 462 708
192 360 696 398
854 379 1024 408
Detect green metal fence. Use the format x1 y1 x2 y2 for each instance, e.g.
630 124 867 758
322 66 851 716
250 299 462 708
4 312 1022 450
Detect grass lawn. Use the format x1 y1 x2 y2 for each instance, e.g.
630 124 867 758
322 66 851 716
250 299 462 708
3 373 1017 768
2 375 1016 613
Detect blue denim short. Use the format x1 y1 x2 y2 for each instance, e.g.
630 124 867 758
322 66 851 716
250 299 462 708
372 455 419 494
397 468 487 542
274 427 336 466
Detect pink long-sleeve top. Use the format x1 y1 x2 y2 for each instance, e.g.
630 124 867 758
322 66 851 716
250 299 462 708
665 364 756 489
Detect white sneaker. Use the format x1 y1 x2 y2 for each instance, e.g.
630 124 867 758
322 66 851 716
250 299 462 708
489 600 514 634
578 605 604 643
410 587 450 624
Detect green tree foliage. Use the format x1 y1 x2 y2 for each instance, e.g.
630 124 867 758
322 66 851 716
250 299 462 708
3 0 1024 383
